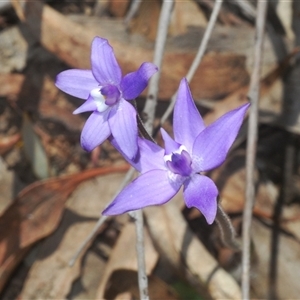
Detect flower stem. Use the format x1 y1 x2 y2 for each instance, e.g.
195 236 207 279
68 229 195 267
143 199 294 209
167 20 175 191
129 210 149 300
134 2 174 299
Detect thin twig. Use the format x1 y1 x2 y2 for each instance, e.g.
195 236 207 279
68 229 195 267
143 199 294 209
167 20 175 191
69 215 108 267
129 210 149 300
69 167 136 266
124 0 142 27
242 1 268 299
143 0 174 134
156 0 223 132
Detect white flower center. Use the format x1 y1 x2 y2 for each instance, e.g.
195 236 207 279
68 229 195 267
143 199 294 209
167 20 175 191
90 88 110 112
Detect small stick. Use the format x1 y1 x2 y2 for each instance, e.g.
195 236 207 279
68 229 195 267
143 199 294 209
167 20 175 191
242 1 268 299
143 0 174 134
129 210 149 300
124 0 142 27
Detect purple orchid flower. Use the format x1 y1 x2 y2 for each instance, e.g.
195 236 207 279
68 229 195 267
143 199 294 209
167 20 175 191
55 36 158 159
103 78 249 224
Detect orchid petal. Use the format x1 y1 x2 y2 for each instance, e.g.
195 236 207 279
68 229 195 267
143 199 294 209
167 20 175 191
102 170 181 215
121 62 158 100
174 78 205 152
81 110 111 152
109 99 138 159
55 69 98 99
184 174 218 224
192 103 249 171
91 37 122 85
73 96 97 114
161 128 181 154
110 136 165 173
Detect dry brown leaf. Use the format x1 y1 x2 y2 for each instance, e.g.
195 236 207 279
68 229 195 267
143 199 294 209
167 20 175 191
19 172 129 300
211 154 278 219
0 158 24 214
0 165 129 292
104 269 180 300
203 48 300 125
109 0 130 17
128 0 161 41
170 0 207 36
96 221 158 299
68 248 106 299
251 220 300 299
0 133 20 155
0 74 25 99
145 195 242 300
15 2 250 100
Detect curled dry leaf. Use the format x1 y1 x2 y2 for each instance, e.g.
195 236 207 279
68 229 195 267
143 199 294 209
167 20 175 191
19 172 129 300
96 221 158 299
0 165 129 293
144 194 242 300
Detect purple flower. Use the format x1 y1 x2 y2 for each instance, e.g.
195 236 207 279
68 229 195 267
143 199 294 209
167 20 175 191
55 37 158 159
103 78 249 224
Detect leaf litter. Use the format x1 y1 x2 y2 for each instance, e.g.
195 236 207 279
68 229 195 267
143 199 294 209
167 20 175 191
1 0 300 299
